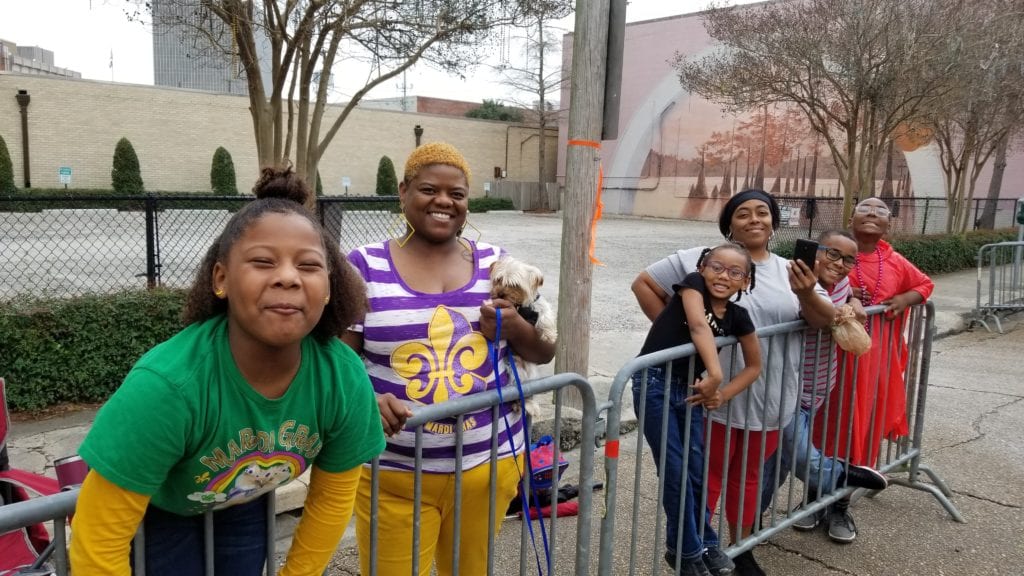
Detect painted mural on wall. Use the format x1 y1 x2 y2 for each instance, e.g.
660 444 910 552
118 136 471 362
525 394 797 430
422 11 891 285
559 10 1024 229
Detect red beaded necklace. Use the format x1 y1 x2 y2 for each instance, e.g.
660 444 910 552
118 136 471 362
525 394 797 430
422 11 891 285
855 247 884 305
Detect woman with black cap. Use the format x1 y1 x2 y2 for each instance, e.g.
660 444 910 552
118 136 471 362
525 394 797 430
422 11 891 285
631 189 834 576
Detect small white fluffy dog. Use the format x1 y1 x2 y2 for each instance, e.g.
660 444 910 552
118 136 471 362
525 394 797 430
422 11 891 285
489 256 557 415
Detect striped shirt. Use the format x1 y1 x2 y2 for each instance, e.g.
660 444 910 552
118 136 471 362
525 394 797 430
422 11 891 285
346 240 523 473
800 276 851 411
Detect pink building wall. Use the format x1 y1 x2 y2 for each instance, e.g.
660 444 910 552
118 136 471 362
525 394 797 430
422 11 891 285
558 10 1024 225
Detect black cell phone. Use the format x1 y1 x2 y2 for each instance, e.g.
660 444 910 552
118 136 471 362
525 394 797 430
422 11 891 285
793 238 819 271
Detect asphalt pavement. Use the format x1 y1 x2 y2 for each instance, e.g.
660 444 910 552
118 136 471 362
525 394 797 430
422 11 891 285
7 212 1023 575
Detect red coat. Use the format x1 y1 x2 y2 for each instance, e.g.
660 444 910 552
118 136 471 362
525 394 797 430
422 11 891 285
815 240 934 465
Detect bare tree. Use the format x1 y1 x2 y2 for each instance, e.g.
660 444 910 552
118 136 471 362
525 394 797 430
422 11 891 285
926 0 1024 232
136 0 532 205
673 0 956 221
496 1 573 211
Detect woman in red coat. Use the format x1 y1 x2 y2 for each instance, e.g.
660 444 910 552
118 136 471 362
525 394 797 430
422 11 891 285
816 197 933 543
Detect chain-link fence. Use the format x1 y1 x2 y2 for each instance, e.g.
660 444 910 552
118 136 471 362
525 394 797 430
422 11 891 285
771 196 1020 247
3 194 1017 300
0 195 398 300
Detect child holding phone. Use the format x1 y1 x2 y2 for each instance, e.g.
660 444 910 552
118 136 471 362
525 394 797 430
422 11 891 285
631 243 762 576
762 230 888 538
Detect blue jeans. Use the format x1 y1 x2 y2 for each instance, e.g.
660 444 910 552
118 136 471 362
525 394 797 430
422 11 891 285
133 496 268 576
761 408 845 510
632 367 718 561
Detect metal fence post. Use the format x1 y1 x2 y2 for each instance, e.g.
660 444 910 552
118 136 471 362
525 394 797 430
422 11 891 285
145 193 158 289
921 198 930 235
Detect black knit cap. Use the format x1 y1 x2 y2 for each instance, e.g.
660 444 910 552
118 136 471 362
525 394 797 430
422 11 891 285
718 189 781 237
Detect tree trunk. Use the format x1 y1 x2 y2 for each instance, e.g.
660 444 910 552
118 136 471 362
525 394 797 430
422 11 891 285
556 0 611 409
978 134 1009 229
536 15 550 212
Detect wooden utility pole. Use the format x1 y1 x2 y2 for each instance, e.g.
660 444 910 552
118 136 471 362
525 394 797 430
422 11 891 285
555 0 613 406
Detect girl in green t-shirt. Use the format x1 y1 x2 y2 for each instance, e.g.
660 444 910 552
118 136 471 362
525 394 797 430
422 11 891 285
70 167 385 576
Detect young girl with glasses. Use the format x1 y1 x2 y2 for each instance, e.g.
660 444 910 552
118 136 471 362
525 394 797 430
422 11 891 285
632 243 762 576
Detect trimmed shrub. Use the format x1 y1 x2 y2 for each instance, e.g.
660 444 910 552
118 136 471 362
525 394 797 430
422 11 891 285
210 146 238 195
376 156 398 196
469 197 515 213
772 228 1019 275
0 133 15 194
0 289 188 411
111 137 145 195
892 229 1018 274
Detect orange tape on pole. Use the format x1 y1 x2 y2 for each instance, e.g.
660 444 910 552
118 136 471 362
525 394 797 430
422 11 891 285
567 139 605 266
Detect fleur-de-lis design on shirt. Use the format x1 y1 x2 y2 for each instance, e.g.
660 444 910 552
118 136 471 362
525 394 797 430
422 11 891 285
391 306 491 405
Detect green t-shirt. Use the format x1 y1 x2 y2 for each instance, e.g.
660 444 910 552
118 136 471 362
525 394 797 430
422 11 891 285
79 315 384 516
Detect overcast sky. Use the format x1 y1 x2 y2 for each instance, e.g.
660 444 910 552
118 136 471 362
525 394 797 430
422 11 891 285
0 1 757 103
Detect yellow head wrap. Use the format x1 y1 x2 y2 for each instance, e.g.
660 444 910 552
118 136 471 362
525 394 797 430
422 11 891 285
403 142 471 185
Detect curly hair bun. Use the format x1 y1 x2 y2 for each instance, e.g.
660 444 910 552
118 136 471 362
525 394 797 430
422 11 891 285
252 166 311 205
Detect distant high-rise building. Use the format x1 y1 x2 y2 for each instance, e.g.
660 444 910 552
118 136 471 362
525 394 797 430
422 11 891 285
151 0 271 95
0 38 82 79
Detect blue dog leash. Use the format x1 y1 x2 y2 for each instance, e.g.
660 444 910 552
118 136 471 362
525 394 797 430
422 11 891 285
489 310 553 576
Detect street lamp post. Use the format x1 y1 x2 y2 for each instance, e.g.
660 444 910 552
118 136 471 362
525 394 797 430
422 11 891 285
15 89 31 188
414 125 423 147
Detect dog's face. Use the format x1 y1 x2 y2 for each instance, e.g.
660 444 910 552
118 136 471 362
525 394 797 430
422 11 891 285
489 256 544 306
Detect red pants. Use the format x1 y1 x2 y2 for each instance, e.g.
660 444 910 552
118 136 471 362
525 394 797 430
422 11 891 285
706 422 779 528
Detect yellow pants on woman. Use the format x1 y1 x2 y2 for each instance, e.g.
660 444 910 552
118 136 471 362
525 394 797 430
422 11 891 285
355 455 523 576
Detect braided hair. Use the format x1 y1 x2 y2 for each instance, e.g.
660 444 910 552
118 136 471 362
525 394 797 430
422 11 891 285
695 243 756 301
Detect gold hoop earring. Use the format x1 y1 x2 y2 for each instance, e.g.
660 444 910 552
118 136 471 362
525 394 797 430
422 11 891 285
387 208 415 248
457 218 481 253
459 218 482 244
214 288 225 298
324 295 330 305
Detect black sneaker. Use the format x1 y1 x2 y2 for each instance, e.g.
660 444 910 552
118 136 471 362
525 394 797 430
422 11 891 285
664 550 713 576
732 550 766 576
839 463 888 491
827 501 858 543
702 546 735 575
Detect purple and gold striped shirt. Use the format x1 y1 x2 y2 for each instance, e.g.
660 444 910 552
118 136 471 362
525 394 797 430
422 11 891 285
347 240 524 472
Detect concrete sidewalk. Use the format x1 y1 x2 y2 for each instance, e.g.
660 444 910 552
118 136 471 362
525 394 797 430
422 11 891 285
6 213 1023 574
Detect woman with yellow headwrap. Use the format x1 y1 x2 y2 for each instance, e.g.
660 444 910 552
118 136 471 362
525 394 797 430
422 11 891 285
342 142 555 575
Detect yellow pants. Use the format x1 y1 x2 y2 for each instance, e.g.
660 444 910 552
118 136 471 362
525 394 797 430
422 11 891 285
355 455 523 576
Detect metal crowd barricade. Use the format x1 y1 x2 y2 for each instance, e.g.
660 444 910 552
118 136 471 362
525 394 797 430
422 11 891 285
363 372 600 576
973 241 1024 333
0 372 599 576
597 302 962 576
0 487 278 576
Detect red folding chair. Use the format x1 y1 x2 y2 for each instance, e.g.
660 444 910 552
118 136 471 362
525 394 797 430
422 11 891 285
0 377 61 576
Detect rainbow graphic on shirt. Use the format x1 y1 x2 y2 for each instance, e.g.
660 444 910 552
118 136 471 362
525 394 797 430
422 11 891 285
188 451 305 508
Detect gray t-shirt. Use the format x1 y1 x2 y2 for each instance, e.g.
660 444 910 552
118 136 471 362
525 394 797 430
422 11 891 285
646 246 828 431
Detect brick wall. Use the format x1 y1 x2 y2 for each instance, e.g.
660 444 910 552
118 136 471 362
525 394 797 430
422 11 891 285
415 96 480 117
0 73 557 196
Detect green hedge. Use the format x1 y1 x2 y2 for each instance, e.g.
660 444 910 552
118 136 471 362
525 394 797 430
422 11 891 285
469 197 515 212
772 228 1019 275
0 189 248 213
0 289 188 411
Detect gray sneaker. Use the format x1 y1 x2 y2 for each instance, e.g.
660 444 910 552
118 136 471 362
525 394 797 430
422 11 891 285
665 551 713 576
827 502 858 543
791 502 824 532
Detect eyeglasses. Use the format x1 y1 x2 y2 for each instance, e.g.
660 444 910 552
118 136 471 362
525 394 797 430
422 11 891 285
854 204 891 217
703 260 749 281
817 246 856 267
